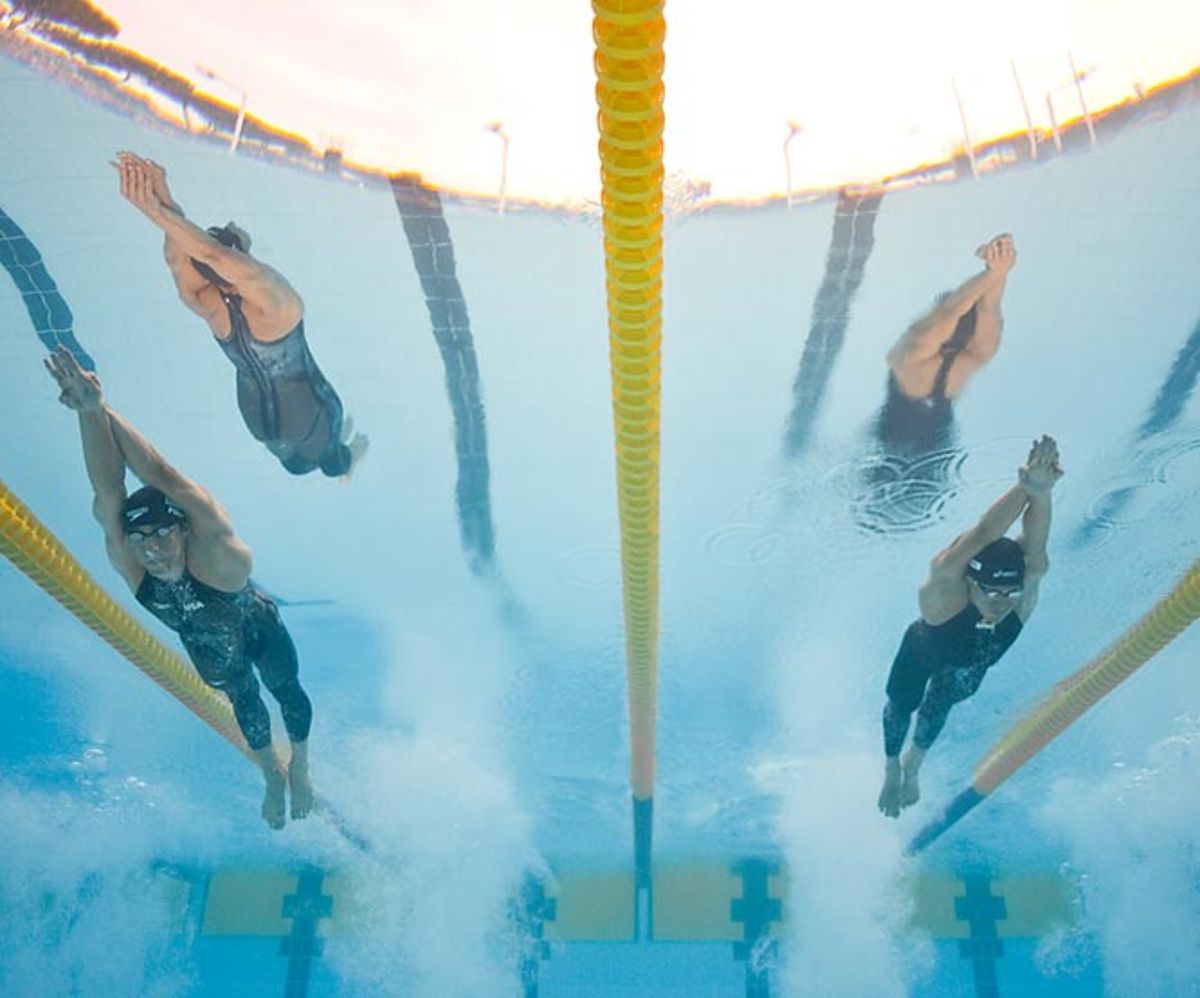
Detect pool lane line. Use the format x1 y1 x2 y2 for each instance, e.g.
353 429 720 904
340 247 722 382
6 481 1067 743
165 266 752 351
0 205 96 369
280 867 333 998
389 174 497 577
783 189 884 458
954 872 1007 998
1073 314 1200 546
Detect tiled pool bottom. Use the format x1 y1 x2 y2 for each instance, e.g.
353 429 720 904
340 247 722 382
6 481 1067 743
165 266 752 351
135 859 1102 996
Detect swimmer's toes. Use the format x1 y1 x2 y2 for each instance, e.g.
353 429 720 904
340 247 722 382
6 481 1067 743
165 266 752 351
262 787 287 830
289 773 314 820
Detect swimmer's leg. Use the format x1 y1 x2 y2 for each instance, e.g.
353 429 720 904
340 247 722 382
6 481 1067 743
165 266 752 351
904 663 989 810
879 625 929 818
940 234 1015 397
218 669 287 829
254 612 315 819
885 236 1012 399
879 699 915 818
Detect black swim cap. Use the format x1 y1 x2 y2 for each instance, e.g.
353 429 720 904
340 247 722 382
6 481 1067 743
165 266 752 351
121 486 187 533
191 224 249 285
966 537 1025 586
205 223 249 252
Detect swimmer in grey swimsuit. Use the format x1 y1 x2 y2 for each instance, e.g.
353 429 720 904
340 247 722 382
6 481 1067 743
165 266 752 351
115 151 368 477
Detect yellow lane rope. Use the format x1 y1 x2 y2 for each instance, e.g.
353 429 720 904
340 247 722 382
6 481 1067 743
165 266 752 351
0 477 256 758
974 557 1200 793
593 0 666 801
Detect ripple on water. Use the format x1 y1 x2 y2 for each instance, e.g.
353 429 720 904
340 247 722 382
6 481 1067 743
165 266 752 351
701 522 787 567
1078 434 1200 543
844 447 969 536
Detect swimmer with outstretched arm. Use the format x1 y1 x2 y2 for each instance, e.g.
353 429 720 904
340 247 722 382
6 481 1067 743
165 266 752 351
878 435 1062 818
45 345 316 829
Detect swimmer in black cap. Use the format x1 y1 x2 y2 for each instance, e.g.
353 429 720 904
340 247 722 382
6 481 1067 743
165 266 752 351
113 151 367 479
45 346 316 830
877 434 1062 818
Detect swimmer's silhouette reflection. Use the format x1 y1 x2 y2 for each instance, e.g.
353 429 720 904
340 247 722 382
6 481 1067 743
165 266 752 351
0 206 95 369
390 174 496 575
1074 316 1200 545
784 189 883 457
858 234 1015 531
114 152 367 478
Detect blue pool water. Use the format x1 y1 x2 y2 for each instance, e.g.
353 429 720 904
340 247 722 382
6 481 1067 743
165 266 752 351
2 51 1199 997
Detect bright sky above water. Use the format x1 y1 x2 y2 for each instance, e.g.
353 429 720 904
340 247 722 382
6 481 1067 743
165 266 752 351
99 0 1198 202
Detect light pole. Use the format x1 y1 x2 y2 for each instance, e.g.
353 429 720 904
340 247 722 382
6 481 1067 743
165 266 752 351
485 121 509 215
1045 56 1097 154
951 77 979 178
1010 59 1038 159
783 120 803 210
196 64 247 155
1069 52 1098 149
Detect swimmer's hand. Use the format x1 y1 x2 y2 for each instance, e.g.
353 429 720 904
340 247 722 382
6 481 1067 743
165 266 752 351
44 345 102 412
115 151 170 224
1019 434 1062 496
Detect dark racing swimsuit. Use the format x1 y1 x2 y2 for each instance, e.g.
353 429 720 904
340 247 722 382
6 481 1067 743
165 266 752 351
883 602 1022 756
216 292 344 473
136 569 312 750
862 307 981 530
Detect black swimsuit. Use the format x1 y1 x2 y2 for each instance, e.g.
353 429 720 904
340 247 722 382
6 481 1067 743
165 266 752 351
136 570 311 750
883 602 1023 756
861 309 979 530
216 293 344 472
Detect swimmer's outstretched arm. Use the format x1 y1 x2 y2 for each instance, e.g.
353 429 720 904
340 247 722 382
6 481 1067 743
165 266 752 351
120 157 299 315
1014 436 1061 618
44 347 144 589
104 406 252 588
114 153 214 311
926 483 1028 580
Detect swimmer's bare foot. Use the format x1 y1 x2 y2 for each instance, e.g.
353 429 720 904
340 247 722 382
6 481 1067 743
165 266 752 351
878 758 903 819
253 746 287 829
898 746 925 812
262 771 287 830
898 768 920 810
974 233 1016 274
288 740 314 820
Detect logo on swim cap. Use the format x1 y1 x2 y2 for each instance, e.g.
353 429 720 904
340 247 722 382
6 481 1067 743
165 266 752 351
966 537 1026 586
121 486 187 533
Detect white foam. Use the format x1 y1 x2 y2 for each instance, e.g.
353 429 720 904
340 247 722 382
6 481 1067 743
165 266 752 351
1037 714 1200 995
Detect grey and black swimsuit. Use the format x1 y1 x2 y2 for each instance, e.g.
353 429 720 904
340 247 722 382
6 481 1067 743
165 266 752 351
136 569 312 750
216 292 344 473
